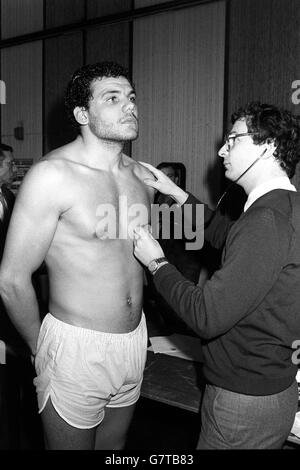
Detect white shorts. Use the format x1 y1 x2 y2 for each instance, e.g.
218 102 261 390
33 312 147 429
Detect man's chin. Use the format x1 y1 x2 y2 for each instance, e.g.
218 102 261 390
224 169 235 182
123 131 138 141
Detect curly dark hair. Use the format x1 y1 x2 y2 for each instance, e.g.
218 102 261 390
65 61 133 129
0 143 13 164
231 102 300 178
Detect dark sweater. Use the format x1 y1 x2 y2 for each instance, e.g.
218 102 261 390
153 189 300 395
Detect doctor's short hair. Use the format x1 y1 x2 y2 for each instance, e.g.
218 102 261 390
232 102 300 178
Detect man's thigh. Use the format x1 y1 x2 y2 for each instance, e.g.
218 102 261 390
41 398 136 450
95 404 136 450
41 398 96 450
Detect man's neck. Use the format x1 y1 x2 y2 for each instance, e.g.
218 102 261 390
239 166 287 195
76 134 125 171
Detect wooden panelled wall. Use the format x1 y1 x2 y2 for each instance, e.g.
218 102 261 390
227 0 300 189
45 0 85 28
0 0 43 161
43 33 83 152
1 0 43 38
132 1 225 204
227 0 300 116
0 0 132 161
0 0 300 195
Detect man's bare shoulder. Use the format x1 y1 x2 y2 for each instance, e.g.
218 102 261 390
27 140 80 182
40 140 77 166
17 145 77 204
14 154 74 216
22 156 65 187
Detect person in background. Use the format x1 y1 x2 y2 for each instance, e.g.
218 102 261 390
0 61 155 450
133 102 300 449
0 144 16 259
155 162 179 204
147 162 203 335
155 162 203 284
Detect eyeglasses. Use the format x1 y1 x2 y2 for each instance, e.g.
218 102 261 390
223 132 259 151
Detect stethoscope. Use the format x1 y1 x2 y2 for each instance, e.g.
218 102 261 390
216 148 268 209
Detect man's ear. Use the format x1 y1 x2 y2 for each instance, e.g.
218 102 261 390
262 140 277 159
73 107 88 126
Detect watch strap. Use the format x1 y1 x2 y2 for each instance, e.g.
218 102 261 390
147 257 168 275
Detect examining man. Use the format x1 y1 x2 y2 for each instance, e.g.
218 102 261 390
0 62 154 450
149 162 203 335
133 102 300 449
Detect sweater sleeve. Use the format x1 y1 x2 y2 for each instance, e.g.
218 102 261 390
184 192 233 249
153 207 286 339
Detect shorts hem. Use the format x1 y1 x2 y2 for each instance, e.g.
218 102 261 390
39 394 104 430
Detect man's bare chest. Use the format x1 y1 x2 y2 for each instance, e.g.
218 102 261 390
59 172 151 241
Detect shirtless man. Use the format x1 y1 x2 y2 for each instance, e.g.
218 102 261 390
0 62 154 450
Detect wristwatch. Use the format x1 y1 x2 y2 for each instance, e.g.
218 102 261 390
147 257 168 275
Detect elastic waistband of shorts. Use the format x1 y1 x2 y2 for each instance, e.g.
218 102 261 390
43 311 146 340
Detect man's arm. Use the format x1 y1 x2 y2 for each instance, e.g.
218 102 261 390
0 161 64 355
152 209 285 338
182 192 233 250
140 162 233 249
134 208 286 339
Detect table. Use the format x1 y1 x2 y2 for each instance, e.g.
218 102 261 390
141 351 204 414
287 434 300 446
